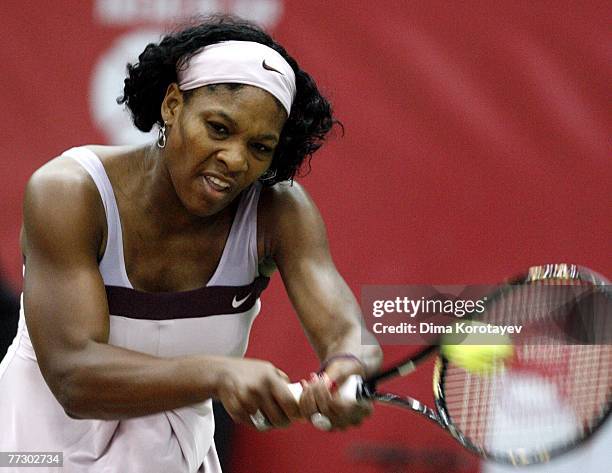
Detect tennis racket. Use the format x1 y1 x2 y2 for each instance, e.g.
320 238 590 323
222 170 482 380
252 263 612 466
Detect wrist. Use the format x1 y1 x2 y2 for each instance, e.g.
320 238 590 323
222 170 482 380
192 355 230 400
318 353 366 379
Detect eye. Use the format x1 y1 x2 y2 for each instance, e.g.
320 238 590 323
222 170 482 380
251 143 274 155
207 121 229 137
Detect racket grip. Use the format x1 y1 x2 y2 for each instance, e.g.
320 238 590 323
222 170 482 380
250 375 363 431
289 374 362 402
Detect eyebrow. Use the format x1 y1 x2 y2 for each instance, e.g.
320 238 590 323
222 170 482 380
207 109 280 143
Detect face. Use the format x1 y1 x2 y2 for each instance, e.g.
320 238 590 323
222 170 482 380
161 83 286 217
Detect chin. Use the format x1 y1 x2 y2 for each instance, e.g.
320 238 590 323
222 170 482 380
188 203 223 218
176 188 226 219
187 196 233 219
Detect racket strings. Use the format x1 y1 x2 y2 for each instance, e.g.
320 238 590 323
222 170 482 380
441 277 611 457
444 347 611 453
482 280 610 345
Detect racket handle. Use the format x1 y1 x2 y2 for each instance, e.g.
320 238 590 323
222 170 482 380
250 374 363 431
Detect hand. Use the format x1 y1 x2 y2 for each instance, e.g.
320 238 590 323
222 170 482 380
298 358 372 431
214 358 302 429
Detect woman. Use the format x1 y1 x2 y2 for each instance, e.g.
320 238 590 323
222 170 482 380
0 15 382 473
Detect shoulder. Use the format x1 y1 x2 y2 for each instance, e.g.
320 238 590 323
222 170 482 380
23 152 106 259
258 181 328 258
25 152 104 219
25 143 138 207
28 152 96 190
259 181 317 217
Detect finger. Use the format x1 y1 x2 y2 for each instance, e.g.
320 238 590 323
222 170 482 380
246 378 292 429
301 374 355 430
327 397 373 428
231 386 272 428
298 378 319 419
221 393 253 425
316 374 371 428
258 395 291 428
322 358 366 387
269 381 301 420
275 367 290 382
301 373 348 430
308 374 348 429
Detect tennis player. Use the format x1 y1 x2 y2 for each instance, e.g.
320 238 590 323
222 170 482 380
0 15 382 473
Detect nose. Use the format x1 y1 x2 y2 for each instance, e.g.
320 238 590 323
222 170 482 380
216 143 249 174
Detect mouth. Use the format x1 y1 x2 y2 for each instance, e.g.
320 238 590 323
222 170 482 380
201 174 232 193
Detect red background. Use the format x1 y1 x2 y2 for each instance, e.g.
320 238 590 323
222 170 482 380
1 2 610 472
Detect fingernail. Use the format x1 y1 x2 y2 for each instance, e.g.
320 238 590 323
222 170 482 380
309 372 318 381
329 381 338 393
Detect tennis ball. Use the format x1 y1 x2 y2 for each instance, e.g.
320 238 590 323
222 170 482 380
440 321 514 375
441 343 514 374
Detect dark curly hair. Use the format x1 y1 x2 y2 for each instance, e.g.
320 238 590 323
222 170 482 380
118 15 338 185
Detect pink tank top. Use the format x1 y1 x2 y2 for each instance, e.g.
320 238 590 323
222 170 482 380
0 146 269 473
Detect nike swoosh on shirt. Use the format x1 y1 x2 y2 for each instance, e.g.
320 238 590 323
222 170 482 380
232 293 252 309
262 59 284 75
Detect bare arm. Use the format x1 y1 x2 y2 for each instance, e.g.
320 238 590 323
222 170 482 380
263 182 382 381
261 183 382 429
23 159 295 423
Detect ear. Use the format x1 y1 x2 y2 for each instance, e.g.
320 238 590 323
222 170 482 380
160 83 184 126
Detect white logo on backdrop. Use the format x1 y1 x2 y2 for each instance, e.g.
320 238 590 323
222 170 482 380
90 30 163 145
94 0 282 27
90 0 283 145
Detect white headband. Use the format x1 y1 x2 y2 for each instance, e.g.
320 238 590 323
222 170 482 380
177 41 296 115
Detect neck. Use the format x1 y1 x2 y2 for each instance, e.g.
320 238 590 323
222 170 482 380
137 144 226 236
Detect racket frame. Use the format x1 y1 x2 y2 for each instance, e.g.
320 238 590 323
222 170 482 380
361 263 612 466
434 355 612 466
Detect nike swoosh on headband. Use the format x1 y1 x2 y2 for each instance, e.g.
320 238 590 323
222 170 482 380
262 59 284 75
232 293 252 308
